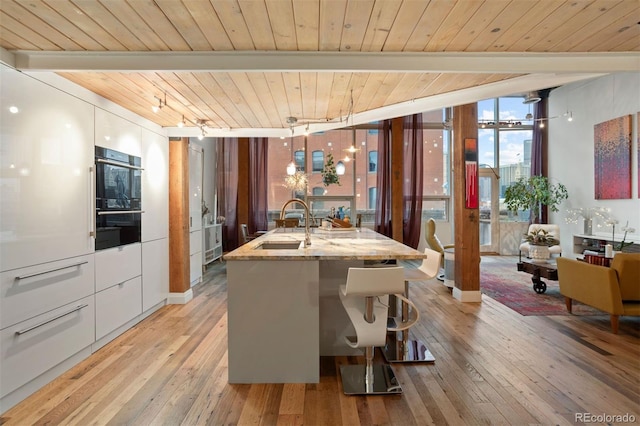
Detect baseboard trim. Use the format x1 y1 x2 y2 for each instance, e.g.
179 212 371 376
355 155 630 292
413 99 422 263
167 289 193 305
452 288 482 302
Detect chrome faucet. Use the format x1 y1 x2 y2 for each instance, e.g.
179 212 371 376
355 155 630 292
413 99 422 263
280 198 311 247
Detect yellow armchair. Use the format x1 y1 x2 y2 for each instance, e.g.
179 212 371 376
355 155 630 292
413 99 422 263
556 253 640 333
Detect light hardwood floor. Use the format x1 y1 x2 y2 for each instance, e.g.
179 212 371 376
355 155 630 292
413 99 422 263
2 258 639 425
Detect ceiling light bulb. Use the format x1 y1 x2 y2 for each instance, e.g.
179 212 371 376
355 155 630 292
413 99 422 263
198 134 204 140
286 162 296 175
9 106 19 114
567 112 573 122
539 122 545 128
152 105 159 113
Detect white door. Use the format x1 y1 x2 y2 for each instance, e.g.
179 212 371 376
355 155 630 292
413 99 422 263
479 168 500 254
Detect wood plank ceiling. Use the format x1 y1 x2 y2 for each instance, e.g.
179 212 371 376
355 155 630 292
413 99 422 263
1 0 638 135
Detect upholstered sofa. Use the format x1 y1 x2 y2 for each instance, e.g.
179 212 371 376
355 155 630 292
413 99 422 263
556 253 640 333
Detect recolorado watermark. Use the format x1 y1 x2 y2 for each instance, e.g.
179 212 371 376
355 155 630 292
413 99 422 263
575 412 636 423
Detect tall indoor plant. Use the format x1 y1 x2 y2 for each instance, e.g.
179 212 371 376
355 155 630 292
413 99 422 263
504 176 568 224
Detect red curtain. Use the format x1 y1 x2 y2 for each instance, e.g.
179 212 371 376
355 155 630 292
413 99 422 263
248 137 269 233
375 115 424 249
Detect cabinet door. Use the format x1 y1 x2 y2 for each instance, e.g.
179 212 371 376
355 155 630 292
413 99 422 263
189 144 203 232
95 276 142 340
141 129 169 242
95 243 141 292
0 66 94 272
142 238 168 311
94 109 142 158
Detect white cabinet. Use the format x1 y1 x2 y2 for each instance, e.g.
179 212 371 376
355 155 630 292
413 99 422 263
0 66 94 272
204 223 223 265
1 296 95 399
94 108 142 158
142 238 168 311
95 276 142 340
141 128 169 242
189 144 203 285
0 255 95 330
95 243 142 292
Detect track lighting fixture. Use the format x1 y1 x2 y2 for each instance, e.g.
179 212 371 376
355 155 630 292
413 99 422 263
152 92 167 113
177 115 185 128
523 91 541 104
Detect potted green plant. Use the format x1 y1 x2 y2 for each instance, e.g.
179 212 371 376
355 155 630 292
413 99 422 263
321 153 341 186
504 176 568 223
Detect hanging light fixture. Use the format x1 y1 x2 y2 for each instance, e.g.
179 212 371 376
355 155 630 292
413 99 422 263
336 160 346 175
286 117 298 175
523 91 541 104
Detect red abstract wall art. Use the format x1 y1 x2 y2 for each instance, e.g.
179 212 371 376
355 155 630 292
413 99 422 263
465 138 478 209
594 115 631 199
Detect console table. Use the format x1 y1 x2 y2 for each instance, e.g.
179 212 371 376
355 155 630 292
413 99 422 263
572 234 640 256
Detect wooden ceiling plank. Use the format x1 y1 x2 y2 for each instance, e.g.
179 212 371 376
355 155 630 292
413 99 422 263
247 72 284 127
556 1 640 51
237 0 276 50
212 72 262 127
101 1 170 50
423 0 482 51
0 0 84 50
13 0 106 50
0 13 60 50
41 0 126 50
265 0 297 50
383 73 433 107
0 29 26 50
509 1 600 52
494 1 565 51
293 0 319 50
116 72 186 125
325 72 352 121
313 72 334 121
124 0 191 50
360 0 401 52
210 0 256 50
446 0 513 51
229 72 273 128
366 72 405 110
282 72 304 119
403 0 456 51
349 72 377 115
340 0 374 52
318 0 347 50
464 0 530 51
300 72 318 121
380 0 426 51
153 0 211 50
185 72 242 127
182 0 234 50
263 71 294 127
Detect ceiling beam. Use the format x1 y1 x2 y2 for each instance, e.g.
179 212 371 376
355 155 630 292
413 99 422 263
13 50 640 74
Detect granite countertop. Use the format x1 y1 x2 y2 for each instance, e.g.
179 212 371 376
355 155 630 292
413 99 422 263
223 227 427 261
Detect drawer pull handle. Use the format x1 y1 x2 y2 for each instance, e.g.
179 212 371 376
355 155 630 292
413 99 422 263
96 158 144 171
15 304 89 335
97 210 144 216
16 261 89 281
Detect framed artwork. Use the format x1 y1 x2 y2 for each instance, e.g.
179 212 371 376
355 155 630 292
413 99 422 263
594 115 631 199
464 138 478 209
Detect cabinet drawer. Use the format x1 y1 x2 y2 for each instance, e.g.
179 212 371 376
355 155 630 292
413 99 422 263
95 244 141 292
0 296 94 398
1 255 94 330
95 276 142 340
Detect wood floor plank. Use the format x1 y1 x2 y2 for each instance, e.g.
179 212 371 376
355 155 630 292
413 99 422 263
1 259 639 425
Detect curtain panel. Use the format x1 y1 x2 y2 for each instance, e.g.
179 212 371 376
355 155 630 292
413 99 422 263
403 114 424 249
248 137 269 234
375 119 393 237
217 138 239 251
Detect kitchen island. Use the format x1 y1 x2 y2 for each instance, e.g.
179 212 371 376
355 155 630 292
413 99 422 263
223 228 426 383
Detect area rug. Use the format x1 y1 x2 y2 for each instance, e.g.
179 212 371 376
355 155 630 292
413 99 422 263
480 256 604 316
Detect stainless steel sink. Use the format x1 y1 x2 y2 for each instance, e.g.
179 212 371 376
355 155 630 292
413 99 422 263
254 240 303 250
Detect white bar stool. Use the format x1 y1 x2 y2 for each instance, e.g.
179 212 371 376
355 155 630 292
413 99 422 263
339 266 419 395
383 248 441 363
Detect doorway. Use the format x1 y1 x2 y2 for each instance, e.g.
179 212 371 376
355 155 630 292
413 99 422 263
479 168 500 254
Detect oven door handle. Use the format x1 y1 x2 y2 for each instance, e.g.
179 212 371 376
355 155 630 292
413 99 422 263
97 210 145 215
96 158 144 171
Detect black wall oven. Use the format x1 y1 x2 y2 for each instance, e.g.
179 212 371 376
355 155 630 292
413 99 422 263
95 146 142 250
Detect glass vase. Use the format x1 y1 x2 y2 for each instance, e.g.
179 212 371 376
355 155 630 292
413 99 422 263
583 218 592 235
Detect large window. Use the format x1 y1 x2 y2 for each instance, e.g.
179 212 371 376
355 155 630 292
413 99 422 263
368 151 377 172
312 150 324 172
294 150 305 172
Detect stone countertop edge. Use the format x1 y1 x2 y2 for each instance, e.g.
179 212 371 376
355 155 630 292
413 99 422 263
223 228 427 261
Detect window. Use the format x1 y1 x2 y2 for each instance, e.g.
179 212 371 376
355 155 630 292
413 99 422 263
294 150 305 172
311 187 324 208
368 151 378 172
312 150 324 172
368 187 377 210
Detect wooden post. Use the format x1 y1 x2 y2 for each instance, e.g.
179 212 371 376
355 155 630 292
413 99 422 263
391 117 404 243
452 104 481 302
168 138 191 302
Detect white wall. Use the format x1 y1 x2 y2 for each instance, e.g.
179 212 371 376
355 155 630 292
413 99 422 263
548 72 640 257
